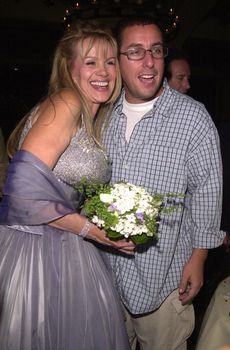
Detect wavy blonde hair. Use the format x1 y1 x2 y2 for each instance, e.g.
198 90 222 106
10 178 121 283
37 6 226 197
7 20 121 157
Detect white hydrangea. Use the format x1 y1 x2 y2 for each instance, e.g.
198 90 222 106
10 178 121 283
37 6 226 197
99 193 113 204
91 215 105 227
90 182 164 240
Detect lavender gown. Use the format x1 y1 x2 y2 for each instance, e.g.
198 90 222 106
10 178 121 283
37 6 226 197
0 118 130 350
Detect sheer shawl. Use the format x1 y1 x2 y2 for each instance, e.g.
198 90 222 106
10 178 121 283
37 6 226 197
0 150 79 225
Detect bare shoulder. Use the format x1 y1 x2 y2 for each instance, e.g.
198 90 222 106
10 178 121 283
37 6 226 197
33 89 81 127
52 88 81 111
21 89 82 166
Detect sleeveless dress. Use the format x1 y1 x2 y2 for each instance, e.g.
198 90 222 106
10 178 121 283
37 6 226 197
0 115 130 350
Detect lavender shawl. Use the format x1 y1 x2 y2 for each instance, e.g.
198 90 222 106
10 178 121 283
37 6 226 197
0 150 78 225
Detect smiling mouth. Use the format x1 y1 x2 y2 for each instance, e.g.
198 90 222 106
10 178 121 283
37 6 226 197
91 81 109 87
139 74 155 80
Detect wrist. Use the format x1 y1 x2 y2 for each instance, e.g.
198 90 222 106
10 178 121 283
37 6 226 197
191 248 208 263
79 219 92 238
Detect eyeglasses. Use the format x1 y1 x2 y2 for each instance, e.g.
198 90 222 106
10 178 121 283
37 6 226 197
120 45 168 61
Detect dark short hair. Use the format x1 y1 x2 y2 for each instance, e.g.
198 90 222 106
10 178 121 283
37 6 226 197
165 48 190 80
115 15 164 48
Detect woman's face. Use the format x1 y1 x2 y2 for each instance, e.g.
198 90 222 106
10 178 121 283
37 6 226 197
71 39 117 115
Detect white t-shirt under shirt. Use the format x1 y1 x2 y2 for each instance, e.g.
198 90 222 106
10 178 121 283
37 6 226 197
122 97 159 141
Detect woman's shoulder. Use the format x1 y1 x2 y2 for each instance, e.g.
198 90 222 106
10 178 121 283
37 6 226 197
52 88 81 110
34 89 81 125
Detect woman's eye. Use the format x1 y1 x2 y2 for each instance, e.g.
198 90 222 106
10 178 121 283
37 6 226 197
107 59 115 65
85 60 96 65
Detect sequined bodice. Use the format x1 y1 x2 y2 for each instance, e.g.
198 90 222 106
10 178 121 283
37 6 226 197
19 113 111 187
53 127 111 186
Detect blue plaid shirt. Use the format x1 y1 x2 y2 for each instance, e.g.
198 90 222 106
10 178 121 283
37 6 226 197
103 83 224 315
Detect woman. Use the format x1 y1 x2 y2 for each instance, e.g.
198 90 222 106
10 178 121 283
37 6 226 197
0 21 133 349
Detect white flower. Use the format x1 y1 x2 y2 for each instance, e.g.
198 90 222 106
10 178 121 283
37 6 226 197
91 215 105 227
99 193 113 204
82 181 172 244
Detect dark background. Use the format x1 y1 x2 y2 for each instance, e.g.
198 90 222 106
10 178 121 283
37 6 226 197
1 0 230 141
1 2 230 348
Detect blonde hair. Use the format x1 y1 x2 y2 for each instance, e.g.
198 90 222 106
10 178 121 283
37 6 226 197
7 20 121 157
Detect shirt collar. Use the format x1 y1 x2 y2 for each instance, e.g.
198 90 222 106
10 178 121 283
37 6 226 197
114 79 173 118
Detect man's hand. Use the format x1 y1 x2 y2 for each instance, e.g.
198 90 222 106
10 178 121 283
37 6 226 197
179 248 208 305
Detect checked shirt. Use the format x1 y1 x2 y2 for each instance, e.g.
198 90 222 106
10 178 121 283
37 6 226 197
103 83 224 315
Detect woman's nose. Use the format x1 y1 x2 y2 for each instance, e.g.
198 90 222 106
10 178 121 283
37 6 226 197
97 65 108 76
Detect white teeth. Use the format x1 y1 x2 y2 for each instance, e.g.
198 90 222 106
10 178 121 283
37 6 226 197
91 81 108 87
140 75 154 79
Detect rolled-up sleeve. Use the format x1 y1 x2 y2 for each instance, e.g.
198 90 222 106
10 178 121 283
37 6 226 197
187 125 224 248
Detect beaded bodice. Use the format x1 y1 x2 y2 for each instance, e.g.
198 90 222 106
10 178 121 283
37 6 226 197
19 113 111 187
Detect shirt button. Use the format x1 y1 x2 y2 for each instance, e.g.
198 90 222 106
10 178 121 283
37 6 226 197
123 164 129 170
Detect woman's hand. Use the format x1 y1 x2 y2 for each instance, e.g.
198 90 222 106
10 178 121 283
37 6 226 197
86 225 135 255
50 213 135 255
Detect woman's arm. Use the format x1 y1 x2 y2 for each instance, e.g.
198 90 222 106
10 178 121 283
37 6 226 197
50 212 135 253
20 90 134 254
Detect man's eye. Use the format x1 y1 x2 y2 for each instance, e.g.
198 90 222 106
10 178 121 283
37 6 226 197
129 48 141 56
153 47 163 55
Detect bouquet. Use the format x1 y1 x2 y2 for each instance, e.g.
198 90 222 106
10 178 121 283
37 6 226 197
79 181 182 245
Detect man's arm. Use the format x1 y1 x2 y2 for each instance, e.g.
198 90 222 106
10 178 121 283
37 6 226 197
179 121 224 304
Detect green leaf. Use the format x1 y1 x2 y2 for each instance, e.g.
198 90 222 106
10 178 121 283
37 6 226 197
130 234 151 245
107 230 123 240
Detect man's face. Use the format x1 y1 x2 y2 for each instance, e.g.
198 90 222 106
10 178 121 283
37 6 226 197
119 24 165 104
168 59 191 94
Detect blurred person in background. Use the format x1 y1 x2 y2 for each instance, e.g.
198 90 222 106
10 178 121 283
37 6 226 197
165 48 191 94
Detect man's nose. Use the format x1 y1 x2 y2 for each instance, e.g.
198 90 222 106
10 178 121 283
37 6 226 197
143 50 155 67
184 78 190 90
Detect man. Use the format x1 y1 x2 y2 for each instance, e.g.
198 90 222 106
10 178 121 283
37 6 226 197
165 48 191 94
103 16 224 350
